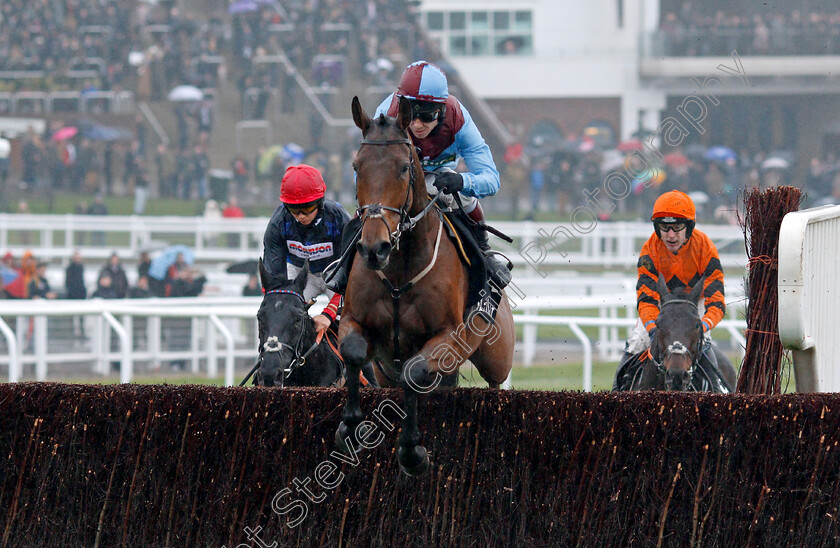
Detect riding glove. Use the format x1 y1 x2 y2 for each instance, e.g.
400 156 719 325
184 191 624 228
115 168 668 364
433 171 464 195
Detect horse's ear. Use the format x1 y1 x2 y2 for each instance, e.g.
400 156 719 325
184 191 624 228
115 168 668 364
396 95 412 131
351 96 370 134
688 276 706 303
258 257 269 290
656 273 670 303
294 259 309 293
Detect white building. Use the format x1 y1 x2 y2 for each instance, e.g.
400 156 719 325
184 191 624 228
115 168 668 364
416 0 840 171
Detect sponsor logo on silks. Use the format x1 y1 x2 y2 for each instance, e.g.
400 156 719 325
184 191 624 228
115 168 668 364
421 153 457 170
287 240 334 260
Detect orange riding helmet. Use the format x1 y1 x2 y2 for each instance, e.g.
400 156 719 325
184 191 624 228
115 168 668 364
651 190 696 239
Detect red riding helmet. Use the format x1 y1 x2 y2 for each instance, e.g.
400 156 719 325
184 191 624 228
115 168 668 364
651 190 696 239
396 61 449 103
280 164 326 205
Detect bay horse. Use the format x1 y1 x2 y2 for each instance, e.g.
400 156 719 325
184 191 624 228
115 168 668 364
631 275 737 393
335 96 515 476
253 258 345 388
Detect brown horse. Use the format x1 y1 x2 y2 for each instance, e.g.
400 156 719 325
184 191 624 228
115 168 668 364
335 96 515 476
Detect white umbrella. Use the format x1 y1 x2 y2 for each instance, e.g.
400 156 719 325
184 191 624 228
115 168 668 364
0 138 10 160
762 156 790 170
168 85 204 102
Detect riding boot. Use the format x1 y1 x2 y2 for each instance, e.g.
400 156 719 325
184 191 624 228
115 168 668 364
612 351 635 391
700 338 732 393
466 202 512 289
325 216 363 294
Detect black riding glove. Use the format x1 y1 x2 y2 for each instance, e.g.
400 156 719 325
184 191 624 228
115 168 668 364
433 171 464 195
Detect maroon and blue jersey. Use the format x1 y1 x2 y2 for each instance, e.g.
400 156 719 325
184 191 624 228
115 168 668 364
375 94 500 199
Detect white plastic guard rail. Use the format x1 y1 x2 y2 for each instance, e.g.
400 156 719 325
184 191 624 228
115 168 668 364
0 296 747 390
0 214 747 269
778 204 840 392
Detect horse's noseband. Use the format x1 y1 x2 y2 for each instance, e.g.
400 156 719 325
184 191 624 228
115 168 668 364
357 136 427 252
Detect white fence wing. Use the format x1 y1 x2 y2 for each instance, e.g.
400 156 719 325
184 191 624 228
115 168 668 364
778 204 840 392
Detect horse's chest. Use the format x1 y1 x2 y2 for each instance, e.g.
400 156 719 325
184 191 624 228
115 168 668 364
359 298 430 353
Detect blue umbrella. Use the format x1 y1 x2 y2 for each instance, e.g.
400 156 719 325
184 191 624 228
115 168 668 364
0 266 18 286
148 245 195 280
228 0 259 14
704 146 736 163
82 124 133 142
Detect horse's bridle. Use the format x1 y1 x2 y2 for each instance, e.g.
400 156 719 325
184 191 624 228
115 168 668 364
356 136 441 251
651 298 704 385
260 288 322 387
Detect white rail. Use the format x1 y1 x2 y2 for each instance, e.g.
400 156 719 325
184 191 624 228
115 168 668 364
0 214 747 270
0 295 747 390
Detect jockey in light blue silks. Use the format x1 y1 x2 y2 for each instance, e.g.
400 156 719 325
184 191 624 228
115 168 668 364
326 60 511 293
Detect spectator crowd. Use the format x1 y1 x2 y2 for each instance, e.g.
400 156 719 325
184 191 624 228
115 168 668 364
659 2 840 56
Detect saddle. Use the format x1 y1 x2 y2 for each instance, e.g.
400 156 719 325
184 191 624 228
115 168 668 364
438 208 502 324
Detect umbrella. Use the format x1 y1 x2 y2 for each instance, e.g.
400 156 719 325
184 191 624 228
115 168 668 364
51 126 78 141
148 245 195 281
82 124 134 142
168 85 204 102
617 139 643 152
577 136 595 153
0 266 18 286
0 138 10 159
762 156 790 170
257 144 286 176
663 152 690 167
280 143 305 165
226 259 259 275
704 146 736 163
228 0 259 14
601 149 625 172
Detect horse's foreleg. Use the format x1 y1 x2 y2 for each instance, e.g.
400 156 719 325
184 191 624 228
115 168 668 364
335 322 368 453
397 388 429 476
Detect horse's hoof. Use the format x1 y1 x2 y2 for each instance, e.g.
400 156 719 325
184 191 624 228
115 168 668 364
397 445 430 477
335 422 355 454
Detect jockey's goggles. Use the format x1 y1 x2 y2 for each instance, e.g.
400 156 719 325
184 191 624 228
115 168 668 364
286 203 318 216
412 108 441 123
656 221 688 233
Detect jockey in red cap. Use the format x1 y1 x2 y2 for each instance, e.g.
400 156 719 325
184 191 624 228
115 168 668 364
263 164 350 334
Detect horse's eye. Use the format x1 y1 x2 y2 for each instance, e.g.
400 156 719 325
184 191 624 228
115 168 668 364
400 164 409 175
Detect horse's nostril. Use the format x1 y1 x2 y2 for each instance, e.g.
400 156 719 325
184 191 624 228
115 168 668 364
375 241 392 261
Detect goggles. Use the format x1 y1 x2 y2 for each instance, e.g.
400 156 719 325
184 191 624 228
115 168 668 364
657 222 687 234
411 108 441 124
287 203 318 216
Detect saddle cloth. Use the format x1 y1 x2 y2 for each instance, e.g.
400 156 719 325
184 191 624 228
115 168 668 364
438 208 501 324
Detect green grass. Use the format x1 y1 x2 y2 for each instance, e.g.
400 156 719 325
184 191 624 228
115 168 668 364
47 360 623 391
